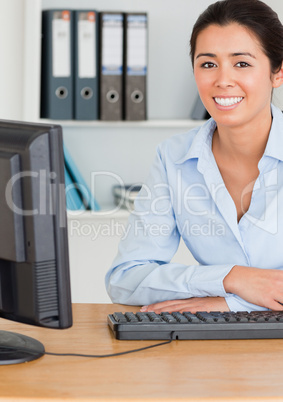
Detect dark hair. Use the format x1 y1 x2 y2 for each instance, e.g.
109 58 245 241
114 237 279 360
190 0 283 73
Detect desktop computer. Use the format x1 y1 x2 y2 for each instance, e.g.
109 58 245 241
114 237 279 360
0 119 72 365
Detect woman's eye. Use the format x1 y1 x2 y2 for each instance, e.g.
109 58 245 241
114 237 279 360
201 62 216 69
235 61 250 68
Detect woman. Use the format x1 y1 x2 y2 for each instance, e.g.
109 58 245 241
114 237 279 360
105 0 283 313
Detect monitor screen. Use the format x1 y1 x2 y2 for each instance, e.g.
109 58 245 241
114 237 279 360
0 119 72 365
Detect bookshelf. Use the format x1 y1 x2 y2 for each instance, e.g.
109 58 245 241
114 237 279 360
2 0 283 302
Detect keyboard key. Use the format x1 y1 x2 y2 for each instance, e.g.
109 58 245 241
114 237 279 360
146 312 163 322
113 312 127 323
183 312 201 323
136 312 151 322
125 312 139 322
160 313 177 323
172 312 189 323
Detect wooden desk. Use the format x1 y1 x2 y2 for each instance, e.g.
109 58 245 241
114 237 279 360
1 304 283 401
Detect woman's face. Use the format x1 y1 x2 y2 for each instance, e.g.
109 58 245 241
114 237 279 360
193 23 283 131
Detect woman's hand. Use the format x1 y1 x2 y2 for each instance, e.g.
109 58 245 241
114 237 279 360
224 265 283 311
140 297 229 314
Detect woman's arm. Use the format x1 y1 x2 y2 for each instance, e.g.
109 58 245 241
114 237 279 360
106 257 234 306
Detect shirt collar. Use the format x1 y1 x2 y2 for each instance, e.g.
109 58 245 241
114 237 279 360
175 103 283 165
175 118 216 165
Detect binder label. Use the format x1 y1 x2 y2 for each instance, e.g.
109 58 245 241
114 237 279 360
102 14 123 76
78 12 96 79
127 15 147 76
52 11 71 77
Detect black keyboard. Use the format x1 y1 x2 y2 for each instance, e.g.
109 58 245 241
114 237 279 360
108 310 283 340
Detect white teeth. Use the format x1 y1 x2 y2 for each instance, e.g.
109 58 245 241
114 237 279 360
214 97 243 106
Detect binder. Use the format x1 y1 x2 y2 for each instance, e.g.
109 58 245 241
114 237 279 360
124 13 147 120
41 10 73 120
73 10 99 120
64 166 86 210
99 12 124 120
64 146 100 211
191 93 210 120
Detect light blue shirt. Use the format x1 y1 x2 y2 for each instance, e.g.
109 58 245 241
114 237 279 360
105 104 283 312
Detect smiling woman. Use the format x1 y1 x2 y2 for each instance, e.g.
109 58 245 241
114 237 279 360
105 0 283 315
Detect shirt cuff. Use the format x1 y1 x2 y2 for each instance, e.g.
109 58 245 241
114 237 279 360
188 264 235 298
225 294 269 312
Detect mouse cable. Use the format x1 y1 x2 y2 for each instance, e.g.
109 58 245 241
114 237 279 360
0 332 175 359
45 335 174 358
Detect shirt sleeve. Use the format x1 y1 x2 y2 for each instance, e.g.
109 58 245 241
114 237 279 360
105 145 234 306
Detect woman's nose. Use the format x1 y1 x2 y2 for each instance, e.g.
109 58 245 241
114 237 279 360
215 67 235 88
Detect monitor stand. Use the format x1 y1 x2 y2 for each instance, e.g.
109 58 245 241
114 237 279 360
0 330 45 365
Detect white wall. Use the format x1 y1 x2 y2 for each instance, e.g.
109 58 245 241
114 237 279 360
0 0 41 121
0 1 25 120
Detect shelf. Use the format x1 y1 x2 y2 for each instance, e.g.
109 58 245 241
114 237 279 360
67 208 130 220
39 119 206 129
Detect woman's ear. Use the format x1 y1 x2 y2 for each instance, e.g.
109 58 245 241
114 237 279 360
272 62 283 88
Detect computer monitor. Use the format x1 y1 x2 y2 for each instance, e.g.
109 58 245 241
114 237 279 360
0 119 72 365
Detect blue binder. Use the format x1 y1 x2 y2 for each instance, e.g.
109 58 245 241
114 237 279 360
64 166 86 211
64 146 100 211
73 10 99 120
41 10 73 120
